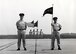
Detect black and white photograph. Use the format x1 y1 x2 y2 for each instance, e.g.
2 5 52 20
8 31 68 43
0 0 76 54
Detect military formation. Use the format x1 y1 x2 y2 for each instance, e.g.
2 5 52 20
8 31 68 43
29 29 43 35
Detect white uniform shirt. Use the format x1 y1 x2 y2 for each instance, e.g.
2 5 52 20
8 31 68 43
16 20 26 34
51 23 61 32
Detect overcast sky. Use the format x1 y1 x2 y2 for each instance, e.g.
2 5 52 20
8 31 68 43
0 0 76 35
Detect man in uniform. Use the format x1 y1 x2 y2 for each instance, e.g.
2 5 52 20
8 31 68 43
36 29 39 35
29 29 32 35
16 13 27 51
51 17 62 50
36 29 39 38
32 29 35 38
40 29 43 35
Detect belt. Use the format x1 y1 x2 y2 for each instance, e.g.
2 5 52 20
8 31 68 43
18 29 25 30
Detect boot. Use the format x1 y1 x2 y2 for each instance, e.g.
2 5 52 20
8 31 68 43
24 47 27 51
51 48 54 50
58 45 61 50
17 48 20 51
58 47 61 50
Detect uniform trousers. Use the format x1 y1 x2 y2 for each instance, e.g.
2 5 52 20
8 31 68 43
17 30 26 48
51 31 60 48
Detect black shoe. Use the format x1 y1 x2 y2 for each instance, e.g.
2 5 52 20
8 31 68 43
24 48 27 51
17 48 20 51
58 48 62 50
51 48 54 50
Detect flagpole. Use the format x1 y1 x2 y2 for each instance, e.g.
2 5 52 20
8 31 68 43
51 4 54 33
35 38 37 54
35 30 37 54
51 4 54 49
35 21 38 54
52 4 54 22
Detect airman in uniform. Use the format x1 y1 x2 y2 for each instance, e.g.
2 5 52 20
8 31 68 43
29 29 32 35
51 17 62 50
16 13 27 51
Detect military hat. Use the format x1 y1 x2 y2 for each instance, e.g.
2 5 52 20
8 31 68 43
53 17 58 20
19 13 24 16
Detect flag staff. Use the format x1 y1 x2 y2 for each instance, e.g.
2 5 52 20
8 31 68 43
34 21 38 54
35 36 37 54
42 4 54 49
52 4 54 22
51 4 54 33
51 4 54 49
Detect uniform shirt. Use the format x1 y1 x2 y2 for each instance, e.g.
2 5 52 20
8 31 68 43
51 23 61 32
16 20 27 34
16 20 27 30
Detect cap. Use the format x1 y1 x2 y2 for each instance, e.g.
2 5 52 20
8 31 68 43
19 13 24 16
53 17 58 20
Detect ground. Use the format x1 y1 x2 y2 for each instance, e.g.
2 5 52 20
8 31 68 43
0 39 76 54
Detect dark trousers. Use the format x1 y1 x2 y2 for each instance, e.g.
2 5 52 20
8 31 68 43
17 31 26 49
51 31 60 48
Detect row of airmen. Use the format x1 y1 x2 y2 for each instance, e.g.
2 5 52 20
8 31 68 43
29 29 44 35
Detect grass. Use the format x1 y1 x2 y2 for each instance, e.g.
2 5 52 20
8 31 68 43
0 33 76 39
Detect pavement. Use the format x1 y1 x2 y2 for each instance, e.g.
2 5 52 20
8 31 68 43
0 39 76 54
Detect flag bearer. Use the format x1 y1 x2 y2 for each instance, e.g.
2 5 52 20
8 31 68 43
51 17 62 50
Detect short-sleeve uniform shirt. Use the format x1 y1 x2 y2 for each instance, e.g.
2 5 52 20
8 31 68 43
51 23 61 32
16 20 26 34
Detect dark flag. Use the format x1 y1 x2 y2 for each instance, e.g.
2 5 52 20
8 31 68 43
43 7 53 16
31 20 34 24
34 21 38 27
